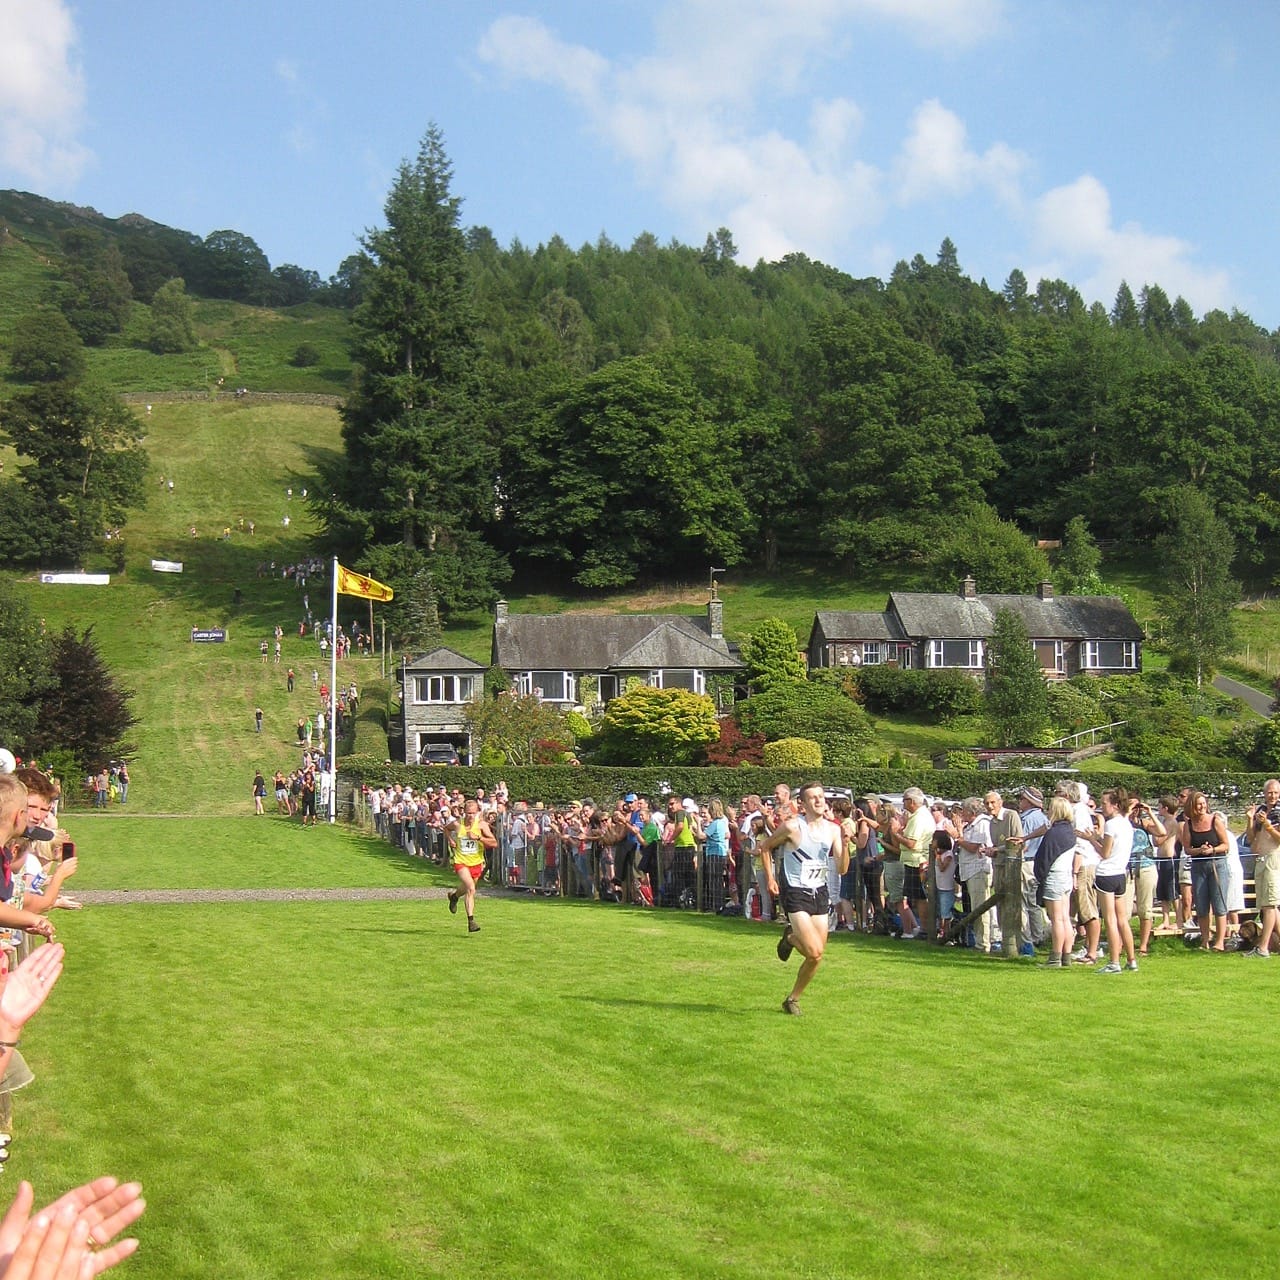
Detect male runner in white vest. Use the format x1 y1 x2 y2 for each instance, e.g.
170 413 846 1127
756 782 847 1015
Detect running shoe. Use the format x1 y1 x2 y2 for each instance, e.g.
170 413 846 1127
448 890 458 915
776 927 794 962
781 996 801 1016
468 919 480 933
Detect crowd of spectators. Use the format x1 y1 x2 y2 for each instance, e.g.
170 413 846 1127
0 763 145 1275
357 775 1273 963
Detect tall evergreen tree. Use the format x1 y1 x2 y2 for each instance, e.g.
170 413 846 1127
1056 515 1103 593
1156 486 1238 687
319 124 507 614
740 617 806 692
984 608 1050 747
1111 281 1139 329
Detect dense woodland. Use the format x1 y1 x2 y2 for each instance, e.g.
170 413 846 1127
3 129 1279 614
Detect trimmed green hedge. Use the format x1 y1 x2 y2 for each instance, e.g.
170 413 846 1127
338 756 1271 812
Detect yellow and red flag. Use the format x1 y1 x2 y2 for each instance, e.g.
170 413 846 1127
336 563 393 602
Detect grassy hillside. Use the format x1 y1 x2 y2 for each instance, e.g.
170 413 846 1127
3 211 1275 808
11 399 357 815
9 388 912 816
9 389 1277 813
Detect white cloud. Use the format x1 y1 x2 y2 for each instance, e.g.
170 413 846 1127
1028 174 1232 315
273 55 326 158
477 8 969 263
893 99 1025 208
476 16 608 100
0 0 89 187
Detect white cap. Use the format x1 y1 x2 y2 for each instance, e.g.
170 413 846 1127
0 749 15 774
682 797 698 813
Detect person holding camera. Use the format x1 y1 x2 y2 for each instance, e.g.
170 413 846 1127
1247 779 1280 957
1178 789 1231 952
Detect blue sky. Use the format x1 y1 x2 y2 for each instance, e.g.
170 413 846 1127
3 0 1278 326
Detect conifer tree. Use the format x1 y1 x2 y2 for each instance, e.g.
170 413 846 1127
984 608 1050 747
319 124 507 614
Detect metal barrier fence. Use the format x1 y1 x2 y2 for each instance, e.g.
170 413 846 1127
349 798 757 912
347 796 1260 936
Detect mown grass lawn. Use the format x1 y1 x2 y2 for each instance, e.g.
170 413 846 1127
16 818 1280 1279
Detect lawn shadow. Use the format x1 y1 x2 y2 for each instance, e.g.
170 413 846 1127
578 994 746 1016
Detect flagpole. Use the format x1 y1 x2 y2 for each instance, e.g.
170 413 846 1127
329 554 338 823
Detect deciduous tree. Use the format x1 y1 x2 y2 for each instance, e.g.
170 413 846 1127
147 277 197 354
25 625 137 773
464 692 570 767
7 310 86 384
0 583 54 748
0 381 148 565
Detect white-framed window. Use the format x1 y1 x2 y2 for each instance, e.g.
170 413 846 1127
414 674 474 703
862 642 882 665
517 670 575 701
646 669 706 694
896 645 914 668
1083 640 1137 670
928 639 983 668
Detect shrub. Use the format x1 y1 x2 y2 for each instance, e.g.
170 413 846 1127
590 686 720 766
291 342 321 367
337 755 1278 817
564 710 592 742
1114 731 1195 772
762 738 822 770
735 680 873 767
701 717 766 767
851 666 983 720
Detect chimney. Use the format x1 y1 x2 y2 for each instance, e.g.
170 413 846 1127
495 599 508 624
960 576 977 600
1037 581 1054 601
707 597 724 639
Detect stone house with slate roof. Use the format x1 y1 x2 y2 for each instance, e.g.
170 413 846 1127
399 646 486 764
492 598 743 712
808 577 1143 679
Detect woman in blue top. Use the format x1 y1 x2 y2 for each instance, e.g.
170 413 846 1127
704 799 730 912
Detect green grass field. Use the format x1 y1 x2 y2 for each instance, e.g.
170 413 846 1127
17 816 1280 1279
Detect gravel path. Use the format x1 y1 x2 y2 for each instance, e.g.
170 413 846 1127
71 886 496 906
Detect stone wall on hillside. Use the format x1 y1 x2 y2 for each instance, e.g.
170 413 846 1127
119 391 342 407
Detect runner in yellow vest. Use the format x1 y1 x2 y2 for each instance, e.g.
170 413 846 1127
448 799 497 933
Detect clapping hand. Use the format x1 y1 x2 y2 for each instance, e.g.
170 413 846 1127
0 1177 144 1279
0 945 64 1034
